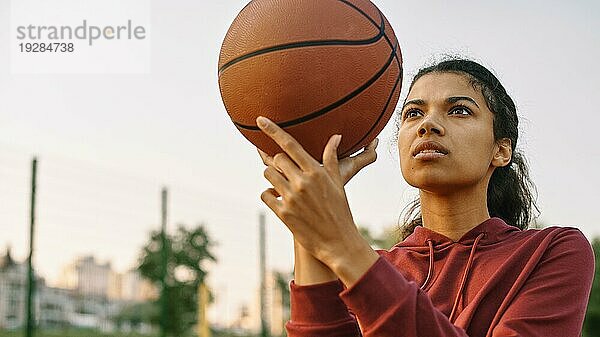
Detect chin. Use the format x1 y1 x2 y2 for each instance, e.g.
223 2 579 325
403 165 448 183
404 171 468 192
409 181 453 194
407 173 487 195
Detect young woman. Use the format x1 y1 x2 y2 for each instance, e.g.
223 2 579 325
256 58 594 337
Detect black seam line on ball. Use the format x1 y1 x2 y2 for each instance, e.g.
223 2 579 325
338 0 401 66
339 68 401 158
233 41 398 131
218 7 386 74
337 0 404 104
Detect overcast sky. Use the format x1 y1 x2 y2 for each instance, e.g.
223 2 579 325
1 0 599 325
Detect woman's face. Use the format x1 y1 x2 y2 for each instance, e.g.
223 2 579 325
398 72 509 194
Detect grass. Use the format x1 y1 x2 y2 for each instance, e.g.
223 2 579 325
0 329 156 337
0 329 261 337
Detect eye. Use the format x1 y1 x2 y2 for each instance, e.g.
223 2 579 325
403 108 422 120
449 105 472 116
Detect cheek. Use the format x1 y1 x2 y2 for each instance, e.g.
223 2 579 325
452 135 496 175
397 128 412 157
397 129 416 179
454 152 491 176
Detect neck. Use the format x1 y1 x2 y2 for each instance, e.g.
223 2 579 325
419 183 490 242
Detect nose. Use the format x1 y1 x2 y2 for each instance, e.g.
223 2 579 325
417 116 444 137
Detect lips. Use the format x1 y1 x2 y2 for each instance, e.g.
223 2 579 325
412 141 449 157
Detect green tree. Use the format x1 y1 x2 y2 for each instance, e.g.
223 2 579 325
273 271 292 337
583 238 600 336
137 224 217 336
113 302 158 331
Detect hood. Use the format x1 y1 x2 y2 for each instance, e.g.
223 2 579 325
397 217 520 248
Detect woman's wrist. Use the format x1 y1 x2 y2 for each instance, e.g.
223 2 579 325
322 235 380 288
294 239 338 286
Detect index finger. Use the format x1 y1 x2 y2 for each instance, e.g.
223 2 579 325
256 116 319 171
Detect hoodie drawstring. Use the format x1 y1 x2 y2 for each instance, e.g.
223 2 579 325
420 239 435 291
449 232 486 323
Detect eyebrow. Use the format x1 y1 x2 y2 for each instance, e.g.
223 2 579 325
402 96 480 110
447 96 480 108
401 99 425 111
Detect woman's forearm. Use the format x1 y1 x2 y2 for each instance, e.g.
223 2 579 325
294 239 338 285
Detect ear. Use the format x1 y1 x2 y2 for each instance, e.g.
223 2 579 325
492 138 512 168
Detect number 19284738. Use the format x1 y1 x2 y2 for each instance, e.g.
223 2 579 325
19 42 74 53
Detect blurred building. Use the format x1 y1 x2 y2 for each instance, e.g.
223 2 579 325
107 271 122 300
0 250 156 333
58 256 157 303
58 255 112 298
0 246 27 329
0 247 51 329
118 269 158 302
38 286 72 328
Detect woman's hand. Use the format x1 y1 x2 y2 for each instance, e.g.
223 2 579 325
255 116 378 287
258 137 379 187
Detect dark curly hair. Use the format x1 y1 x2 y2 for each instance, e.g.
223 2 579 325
394 58 540 241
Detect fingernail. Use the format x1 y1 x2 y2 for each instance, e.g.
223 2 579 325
256 116 268 128
335 134 342 147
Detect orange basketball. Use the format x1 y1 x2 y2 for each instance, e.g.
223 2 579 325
218 0 402 161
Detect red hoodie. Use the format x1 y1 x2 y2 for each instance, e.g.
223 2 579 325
286 217 594 337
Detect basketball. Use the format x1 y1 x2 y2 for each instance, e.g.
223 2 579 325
218 0 402 161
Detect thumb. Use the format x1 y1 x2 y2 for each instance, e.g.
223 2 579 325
354 138 379 170
323 134 343 184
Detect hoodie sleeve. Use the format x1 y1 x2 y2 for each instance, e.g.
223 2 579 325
339 256 470 337
285 257 477 337
285 279 362 337
489 228 595 337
